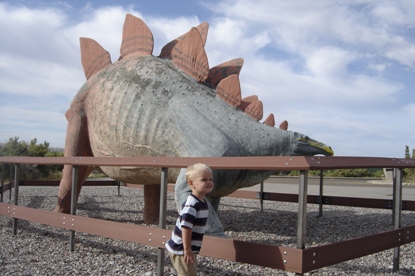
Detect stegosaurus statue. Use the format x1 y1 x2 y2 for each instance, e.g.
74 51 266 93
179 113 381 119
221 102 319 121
55 14 333 236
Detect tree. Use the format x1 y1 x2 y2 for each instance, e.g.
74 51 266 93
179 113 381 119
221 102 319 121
405 145 410 159
27 138 49 157
403 145 415 183
0 137 61 180
45 150 64 177
0 137 28 156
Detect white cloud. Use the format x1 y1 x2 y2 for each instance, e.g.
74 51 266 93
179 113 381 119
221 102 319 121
0 3 72 63
0 53 83 97
209 0 415 69
239 56 403 115
404 103 415 119
0 3 65 30
64 6 129 62
367 63 388 72
0 105 67 147
306 47 356 77
210 18 245 49
0 1 414 159
1 106 66 126
144 15 202 55
371 1 415 25
385 43 415 68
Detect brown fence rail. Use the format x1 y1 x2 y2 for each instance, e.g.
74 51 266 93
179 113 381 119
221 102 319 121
1 155 414 275
4 180 415 212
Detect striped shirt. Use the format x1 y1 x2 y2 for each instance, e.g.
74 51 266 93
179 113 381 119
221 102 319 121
166 194 209 254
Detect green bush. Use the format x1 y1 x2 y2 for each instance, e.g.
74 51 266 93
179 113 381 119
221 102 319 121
403 145 415 183
0 137 63 180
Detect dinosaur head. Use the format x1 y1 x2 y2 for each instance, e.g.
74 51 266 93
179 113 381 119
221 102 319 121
291 132 334 156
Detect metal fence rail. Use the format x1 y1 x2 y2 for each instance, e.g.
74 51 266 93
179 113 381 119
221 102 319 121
1 155 414 275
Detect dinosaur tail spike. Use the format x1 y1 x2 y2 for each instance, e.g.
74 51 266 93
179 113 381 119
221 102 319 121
279 120 289 130
171 27 209 82
245 100 263 121
119 14 154 60
263 113 275 127
238 95 258 112
216 74 242 107
80 37 112 80
159 22 209 59
206 58 244 89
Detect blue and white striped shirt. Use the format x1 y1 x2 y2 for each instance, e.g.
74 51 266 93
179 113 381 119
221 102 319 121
166 194 209 254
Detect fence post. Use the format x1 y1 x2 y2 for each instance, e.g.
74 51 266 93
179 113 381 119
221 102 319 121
157 167 169 276
1 163 4 202
318 170 324 217
392 168 402 272
297 170 308 250
12 164 19 235
392 169 396 225
259 181 264 212
9 164 13 201
69 166 78 252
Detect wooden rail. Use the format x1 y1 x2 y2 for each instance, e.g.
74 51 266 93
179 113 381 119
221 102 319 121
1 155 414 274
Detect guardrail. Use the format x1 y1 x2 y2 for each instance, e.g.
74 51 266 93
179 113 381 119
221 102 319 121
1 155 415 275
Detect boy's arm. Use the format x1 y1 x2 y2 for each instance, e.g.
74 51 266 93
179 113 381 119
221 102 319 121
181 226 194 264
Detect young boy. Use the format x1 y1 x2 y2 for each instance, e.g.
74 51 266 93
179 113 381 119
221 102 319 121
166 163 214 276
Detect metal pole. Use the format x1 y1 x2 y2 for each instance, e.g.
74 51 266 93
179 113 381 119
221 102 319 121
157 168 169 276
12 164 19 235
260 181 264 212
69 166 78 252
392 168 402 272
297 170 308 249
1 163 4 202
318 170 324 217
9 164 13 201
391 168 396 225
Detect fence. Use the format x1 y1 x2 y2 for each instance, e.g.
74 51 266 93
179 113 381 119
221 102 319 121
1 155 415 275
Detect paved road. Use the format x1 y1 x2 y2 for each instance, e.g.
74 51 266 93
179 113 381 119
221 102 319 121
241 176 415 200
12 176 414 201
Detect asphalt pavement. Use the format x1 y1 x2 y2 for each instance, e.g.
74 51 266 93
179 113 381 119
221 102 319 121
241 176 415 200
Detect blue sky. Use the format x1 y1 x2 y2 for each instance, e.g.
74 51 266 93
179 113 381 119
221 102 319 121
0 0 414 158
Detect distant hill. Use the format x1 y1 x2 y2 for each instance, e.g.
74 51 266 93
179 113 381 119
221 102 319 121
49 147 64 152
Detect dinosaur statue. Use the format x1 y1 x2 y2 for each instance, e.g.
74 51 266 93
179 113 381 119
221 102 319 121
55 14 333 236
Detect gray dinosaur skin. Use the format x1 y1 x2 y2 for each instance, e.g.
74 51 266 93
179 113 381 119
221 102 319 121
72 54 333 236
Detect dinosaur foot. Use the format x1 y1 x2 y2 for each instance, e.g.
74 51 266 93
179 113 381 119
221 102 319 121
143 184 160 224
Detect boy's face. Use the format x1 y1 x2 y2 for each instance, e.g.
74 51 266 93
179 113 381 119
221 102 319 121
188 170 214 198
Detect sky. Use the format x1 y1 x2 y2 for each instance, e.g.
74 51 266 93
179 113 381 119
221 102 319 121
0 0 414 158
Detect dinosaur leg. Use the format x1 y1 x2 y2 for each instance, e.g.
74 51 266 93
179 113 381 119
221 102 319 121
174 169 225 237
143 184 160 224
174 169 191 211
54 106 93 213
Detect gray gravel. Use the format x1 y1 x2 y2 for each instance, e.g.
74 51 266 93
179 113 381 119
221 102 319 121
1 185 414 275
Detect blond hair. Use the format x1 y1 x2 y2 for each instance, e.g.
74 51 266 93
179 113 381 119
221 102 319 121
185 163 212 182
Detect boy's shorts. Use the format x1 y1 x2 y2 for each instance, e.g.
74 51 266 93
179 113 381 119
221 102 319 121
168 251 198 276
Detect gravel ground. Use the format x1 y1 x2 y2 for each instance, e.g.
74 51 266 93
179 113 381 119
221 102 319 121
1 185 414 275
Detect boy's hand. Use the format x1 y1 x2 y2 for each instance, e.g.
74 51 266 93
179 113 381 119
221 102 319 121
182 226 194 264
184 248 194 264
